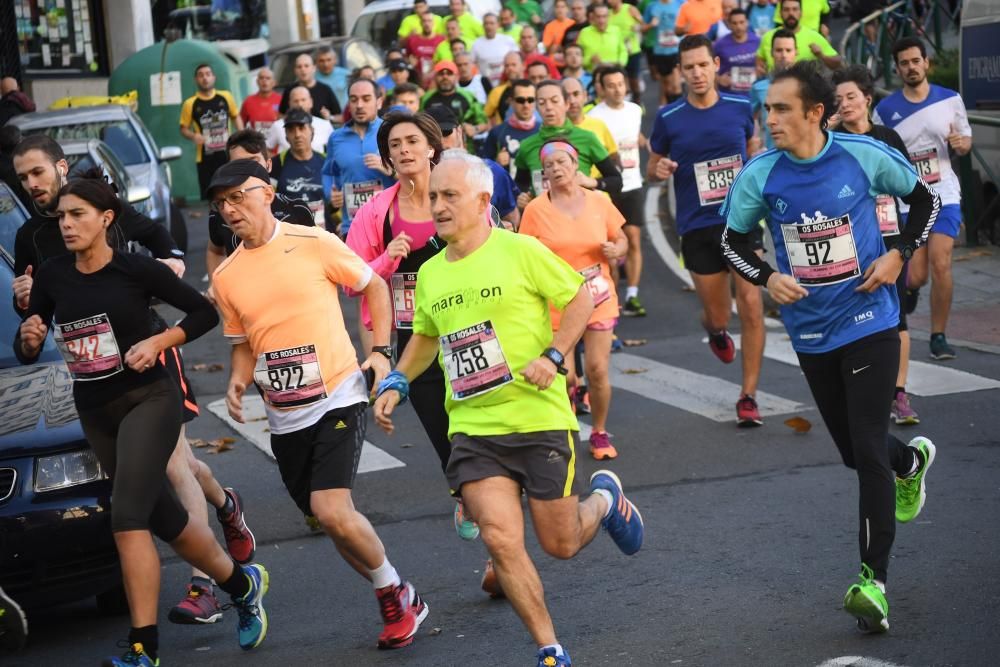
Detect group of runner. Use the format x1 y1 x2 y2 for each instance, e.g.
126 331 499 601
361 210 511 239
2 0 977 663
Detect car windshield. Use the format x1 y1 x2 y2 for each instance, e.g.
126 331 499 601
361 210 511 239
29 121 149 167
0 187 28 259
352 7 449 51
0 259 62 369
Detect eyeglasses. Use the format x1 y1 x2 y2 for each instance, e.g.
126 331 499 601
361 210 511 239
210 185 267 212
514 96 535 104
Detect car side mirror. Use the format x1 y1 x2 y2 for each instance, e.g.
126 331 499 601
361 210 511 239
159 146 183 162
127 185 152 204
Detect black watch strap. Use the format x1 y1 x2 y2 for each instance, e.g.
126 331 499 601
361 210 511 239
541 347 569 375
373 345 394 360
892 243 914 261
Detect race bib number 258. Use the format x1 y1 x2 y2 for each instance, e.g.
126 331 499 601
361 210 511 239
441 320 514 400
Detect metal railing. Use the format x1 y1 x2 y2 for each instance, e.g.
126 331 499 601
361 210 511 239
961 114 1000 246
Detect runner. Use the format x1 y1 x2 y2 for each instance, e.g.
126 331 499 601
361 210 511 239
756 0 842 73
542 0 575 57
404 12 445 87
273 109 328 230
750 28 797 150
372 151 644 667
210 158 429 650
647 35 766 426
314 46 352 111
481 79 539 176
606 0 644 101
277 53 340 122
387 82 423 114
455 51 492 105
562 77 616 162
641 0 683 105
713 8 760 96
421 61 489 141
587 65 647 317
471 13 518 87
266 86 334 155
558 44 592 91
576 5 627 72
520 139 627 460
499 7 524 42
238 68 281 137
443 0 485 45
833 64 919 425
873 37 973 361
12 136 256 626
721 61 938 633
484 51 525 124
16 171 267 666
178 63 242 200
398 0 444 40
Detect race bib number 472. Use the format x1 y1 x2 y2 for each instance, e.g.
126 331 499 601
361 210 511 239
441 320 514 400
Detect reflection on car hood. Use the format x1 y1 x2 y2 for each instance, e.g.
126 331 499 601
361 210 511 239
125 162 154 187
0 363 85 456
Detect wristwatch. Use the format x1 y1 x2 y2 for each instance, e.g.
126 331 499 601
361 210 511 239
373 345 394 360
891 242 914 261
540 347 569 375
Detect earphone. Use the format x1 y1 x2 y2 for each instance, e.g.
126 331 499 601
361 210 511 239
427 150 434 158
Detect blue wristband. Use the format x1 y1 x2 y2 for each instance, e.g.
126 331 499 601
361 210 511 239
376 370 410 404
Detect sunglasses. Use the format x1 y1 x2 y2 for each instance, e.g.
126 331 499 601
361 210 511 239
210 185 266 212
514 96 536 104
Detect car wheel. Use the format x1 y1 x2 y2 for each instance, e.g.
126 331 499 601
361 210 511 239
169 202 188 254
96 583 129 616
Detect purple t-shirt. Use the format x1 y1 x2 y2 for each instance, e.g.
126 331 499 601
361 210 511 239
714 33 761 95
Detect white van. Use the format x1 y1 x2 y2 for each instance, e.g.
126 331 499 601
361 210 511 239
351 0 503 51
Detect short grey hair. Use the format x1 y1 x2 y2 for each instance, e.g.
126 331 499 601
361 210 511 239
439 149 494 198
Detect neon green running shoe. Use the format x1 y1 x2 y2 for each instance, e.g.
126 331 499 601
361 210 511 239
843 564 889 633
896 437 936 523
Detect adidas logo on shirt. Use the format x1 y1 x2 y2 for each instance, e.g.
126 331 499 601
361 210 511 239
837 184 856 199
891 112 902 121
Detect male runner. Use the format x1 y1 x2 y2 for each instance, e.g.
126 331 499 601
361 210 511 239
373 152 643 667
273 109 328 230
471 13 518 87
714 8 760 96
278 53 340 121
239 68 281 137
588 65 647 316
750 28 797 150
721 61 938 633
873 37 973 360
481 79 538 176
179 63 243 199
647 35 765 426
211 158 428 650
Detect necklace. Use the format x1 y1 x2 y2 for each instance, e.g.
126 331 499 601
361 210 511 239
397 179 416 200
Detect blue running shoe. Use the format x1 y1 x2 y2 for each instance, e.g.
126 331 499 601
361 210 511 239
102 643 159 666
229 564 269 650
590 470 644 555
537 646 572 666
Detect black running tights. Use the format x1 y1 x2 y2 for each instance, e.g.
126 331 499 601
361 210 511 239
397 328 452 473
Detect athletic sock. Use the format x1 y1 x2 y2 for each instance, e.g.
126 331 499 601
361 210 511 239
592 488 614 519
191 575 214 591
626 286 638 300
370 559 401 590
218 560 252 599
129 625 158 660
540 643 565 657
895 386 905 395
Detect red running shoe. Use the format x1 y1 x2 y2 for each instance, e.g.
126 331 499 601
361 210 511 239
481 559 506 599
708 330 736 364
375 582 427 649
736 394 763 427
167 583 223 624
218 487 256 565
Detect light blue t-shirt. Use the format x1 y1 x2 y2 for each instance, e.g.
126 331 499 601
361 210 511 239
644 0 683 56
721 132 919 353
750 77 774 149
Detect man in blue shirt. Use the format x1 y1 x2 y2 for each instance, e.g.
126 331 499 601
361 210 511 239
647 34 765 428
721 61 940 635
750 28 797 150
315 46 352 113
322 79 396 239
481 79 540 178
274 109 328 230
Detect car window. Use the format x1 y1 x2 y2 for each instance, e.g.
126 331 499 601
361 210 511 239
27 121 149 167
352 7 448 51
0 187 28 260
66 154 98 177
0 259 62 369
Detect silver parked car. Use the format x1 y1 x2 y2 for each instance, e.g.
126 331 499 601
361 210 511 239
58 139 152 213
9 106 186 251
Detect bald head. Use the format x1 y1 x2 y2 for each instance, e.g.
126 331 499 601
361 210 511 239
1 78 19 95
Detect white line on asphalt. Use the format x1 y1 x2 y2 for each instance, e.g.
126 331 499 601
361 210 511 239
727 332 1000 397
816 657 909 667
609 352 807 422
206 396 406 473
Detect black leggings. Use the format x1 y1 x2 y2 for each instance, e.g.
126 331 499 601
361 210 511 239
797 328 917 583
397 328 452 473
77 378 189 541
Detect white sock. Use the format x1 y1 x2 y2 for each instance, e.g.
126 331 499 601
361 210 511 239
540 643 564 656
874 580 886 594
592 489 614 519
369 559 401 590
626 286 638 300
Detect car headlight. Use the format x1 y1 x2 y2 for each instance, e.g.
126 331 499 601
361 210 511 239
34 449 104 492
132 196 153 217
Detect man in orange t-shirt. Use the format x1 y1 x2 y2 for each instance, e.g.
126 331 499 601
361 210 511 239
675 0 723 36
543 0 576 61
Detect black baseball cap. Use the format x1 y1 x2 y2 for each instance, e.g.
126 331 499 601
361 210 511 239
424 104 459 135
207 158 272 196
388 59 409 72
284 108 312 127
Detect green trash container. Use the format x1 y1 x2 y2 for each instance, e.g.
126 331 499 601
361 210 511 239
108 39 251 203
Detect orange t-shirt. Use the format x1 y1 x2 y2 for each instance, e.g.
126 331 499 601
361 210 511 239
213 222 372 410
542 18 575 52
676 0 722 37
519 189 624 328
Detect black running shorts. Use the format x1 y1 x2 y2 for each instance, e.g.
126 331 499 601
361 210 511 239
682 223 763 276
159 347 199 423
612 188 645 227
446 430 584 500
651 53 679 77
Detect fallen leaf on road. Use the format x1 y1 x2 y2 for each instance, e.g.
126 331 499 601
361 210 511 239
190 438 207 448
783 416 812 433
428 628 442 636
622 339 647 347
207 439 234 454
191 363 208 371
622 368 648 375
190 363 224 372
400 443 413 448
955 249 993 261
248 415 267 422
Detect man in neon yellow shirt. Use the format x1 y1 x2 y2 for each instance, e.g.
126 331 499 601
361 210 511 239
373 152 644 667
773 0 830 37
440 0 485 44
756 0 841 71
398 0 444 40
576 4 627 71
434 19 475 62
607 0 644 100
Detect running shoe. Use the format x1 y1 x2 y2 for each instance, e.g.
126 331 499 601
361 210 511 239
168 583 223 625
481 559 505 599
229 563 269 651
895 436 936 523
0 586 27 651
589 431 618 460
622 296 646 317
708 330 736 364
589 470 643 556
376 581 427 649
101 643 159 667
843 564 889 633
572 386 591 415
218 487 256 565
890 391 920 425
736 395 763 427
537 646 573 666
454 499 480 540
929 334 957 360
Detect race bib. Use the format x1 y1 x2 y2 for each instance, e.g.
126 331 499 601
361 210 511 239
441 321 514 400
875 194 900 237
619 140 640 170
694 155 742 207
344 180 383 218
307 199 325 227
730 66 756 91
54 314 123 381
658 30 679 49
579 263 611 306
781 214 861 286
253 344 328 408
204 122 229 153
487 61 503 81
909 147 940 184
391 272 417 330
531 169 550 195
